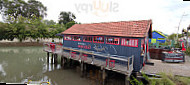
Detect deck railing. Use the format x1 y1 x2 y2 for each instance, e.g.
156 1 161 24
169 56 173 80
43 43 134 74
43 42 62 53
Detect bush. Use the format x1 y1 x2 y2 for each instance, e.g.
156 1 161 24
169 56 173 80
130 72 190 85
185 48 190 55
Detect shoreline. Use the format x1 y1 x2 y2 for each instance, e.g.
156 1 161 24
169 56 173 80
0 42 44 47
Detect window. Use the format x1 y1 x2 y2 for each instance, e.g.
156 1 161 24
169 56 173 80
121 38 138 47
93 36 104 43
83 36 92 42
64 35 72 40
64 35 81 41
106 37 120 45
72 35 81 41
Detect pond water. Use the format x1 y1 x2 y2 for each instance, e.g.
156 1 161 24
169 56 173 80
0 46 90 85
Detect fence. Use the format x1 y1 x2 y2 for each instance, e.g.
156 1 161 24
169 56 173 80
43 43 134 75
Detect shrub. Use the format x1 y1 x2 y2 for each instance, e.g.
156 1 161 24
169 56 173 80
130 72 190 85
185 48 190 55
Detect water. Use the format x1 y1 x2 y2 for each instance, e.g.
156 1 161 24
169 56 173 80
0 46 90 85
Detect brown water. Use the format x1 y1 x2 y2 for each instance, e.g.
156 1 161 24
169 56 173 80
0 46 90 85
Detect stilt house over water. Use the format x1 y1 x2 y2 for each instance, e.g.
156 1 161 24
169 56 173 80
61 20 152 72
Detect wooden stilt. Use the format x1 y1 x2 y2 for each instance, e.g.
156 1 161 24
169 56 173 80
102 68 106 85
47 61 49 71
125 75 130 85
84 63 87 77
54 54 58 64
80 62 84 77
51 53 54 64
61 55 65 69
54 54 58 68
47 52 49 63
69 59 72 67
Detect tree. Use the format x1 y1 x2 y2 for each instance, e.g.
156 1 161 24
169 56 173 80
0 0 8 13
26 0 47 19
65 21 76 29
2 0 47 20
44 20 56 26
27 16 49 40
58 11 76 24
168 33 182 40
0 22 14 40
3 0 28 19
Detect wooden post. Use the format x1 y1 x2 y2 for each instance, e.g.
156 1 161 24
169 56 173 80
79 50 82 62
107 54 110 68
47 52 49 63
80 62 84 77
54 54 58 68
69 50 72 59
125 75 130 85
51 53 54 64
61 55 65 69
127 57 130 70
102 68 106 85
91 53 94 64
54 54 58 64
84 63 87 77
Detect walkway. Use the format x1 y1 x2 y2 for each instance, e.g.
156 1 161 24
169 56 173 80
141 56 190 77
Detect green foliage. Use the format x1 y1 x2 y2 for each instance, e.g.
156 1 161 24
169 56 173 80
159 41 170 46
58 11 76 24
129 76 143 85
185 48 190 56
44 20 56 26
0 22 14 40
26 0 47 18
129 73 190 85
0 16 65 42
65 21 76 29
167 33 182 41
0 0 78 42
2 0 47 20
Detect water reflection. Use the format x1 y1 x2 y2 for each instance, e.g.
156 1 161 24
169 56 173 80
0 46 90 85
0 47 43 54
0 64 6 76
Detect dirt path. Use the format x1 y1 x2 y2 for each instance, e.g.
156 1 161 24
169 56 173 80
141 56 190 77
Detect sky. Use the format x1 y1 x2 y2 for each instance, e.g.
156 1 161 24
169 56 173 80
1 0 190 35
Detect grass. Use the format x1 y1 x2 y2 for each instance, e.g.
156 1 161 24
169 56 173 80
130 72 190 85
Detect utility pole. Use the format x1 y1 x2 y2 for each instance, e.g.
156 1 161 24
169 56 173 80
187 25 190 49
186 28 188 49
176 12 188 44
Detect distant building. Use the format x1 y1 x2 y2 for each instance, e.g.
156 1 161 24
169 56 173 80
149 30 167 43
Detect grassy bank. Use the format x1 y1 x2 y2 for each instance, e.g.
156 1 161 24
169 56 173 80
130 73 190 85
0 42 44 47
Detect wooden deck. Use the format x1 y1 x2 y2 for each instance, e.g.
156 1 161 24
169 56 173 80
43 43 134 75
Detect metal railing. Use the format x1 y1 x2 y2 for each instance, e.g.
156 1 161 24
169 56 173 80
43 43 62 53
43 43 134 74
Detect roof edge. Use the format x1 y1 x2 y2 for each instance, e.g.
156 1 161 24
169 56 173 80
153 30 167 38
144 19 152 37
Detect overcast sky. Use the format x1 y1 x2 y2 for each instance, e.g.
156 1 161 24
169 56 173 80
1 0 190 35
